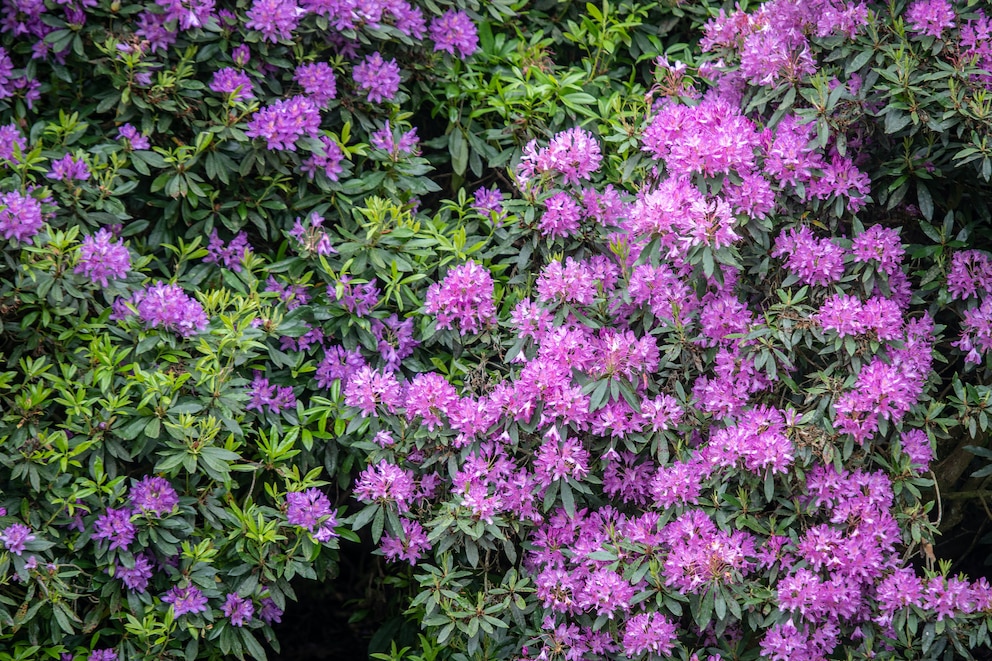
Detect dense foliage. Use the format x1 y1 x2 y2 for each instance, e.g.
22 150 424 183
3 0 992 660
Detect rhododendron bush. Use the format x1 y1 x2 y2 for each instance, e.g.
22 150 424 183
3 0 992 659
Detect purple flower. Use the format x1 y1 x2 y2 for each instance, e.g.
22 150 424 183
517 127 603 189
472 186 506 224
354 461 417 512
116 123 150 150
538 192 582 239
156 0 215 30
246 95 321 152
772 226 846 286
130 476 179 516
906 0 955 38
246 372 297 414
162 584 209 616
315 344 365 389
948 250 992 300
370 121 419 159
116 554 154 592
221 593 254 626
75 229 131 287
132 282 208 337
47 154 91 183
209 67 254 102
259 597 283 624
0 190 45 243
300 135 344 181
371 314 418 372
204 230 251 271
93 508 135 551
1 523 35 555
622 612 677 657
295 61 337 106
428 9 479 59
231 44 250 67
334 278 379 316
0 123 26 162
88 650 117 661
286 488 339 541
851 224 905 275
379 519 432 565
245 0 300 42
344 366 402 417
424 260 495 335
352 52 400 104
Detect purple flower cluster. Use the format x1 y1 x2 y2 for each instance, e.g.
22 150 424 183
286 488 339 542
162 584 208 616
246 372 297 414
1 523 35 555
300 135 345 181
92 507 135 551
517 127 602 189
128 282 208 337
115 554 154 592
130 475 179 516
905 0 956 38
772 226 846 286
204 230 252 271
354 460 417 512
379 519 432 565
371 314 418 371
47 153 91 183
221 593 254 626
948 250 992 300
246 96 321 151
209 67 255 102
245 0 300 42
0 123 26 162
428 9 479 59
334 277 380 316
88 650 117 661
295 61 337 105
116 123 150 150
75 229 131 287
352 52 400 103
0 189 46 243
472 185 507 224
315 344 365 389
424 260 496 335
289 212 336 256
370 121 419 159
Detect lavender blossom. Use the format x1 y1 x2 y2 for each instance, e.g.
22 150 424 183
352 52 400 103
428 9 479 59
162 584 209 616
1 523 35 555
75 229 131 287
221 593 254 626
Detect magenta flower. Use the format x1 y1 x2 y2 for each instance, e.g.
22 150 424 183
343 366 403 416
93 508 135 551
428 9 479 59
286 488 339 541
88 650 117 661
47 154 91 183
75 229 131 287
424 260 495 335
354 461 417 512
245 0 300 42
116 123 150 150
352 52 400 103
246 95 321 152
221 593 254 626
1 523 35 555
906 0 955 38
130 476 179 516
132 282 208 337
379 519 432 565
246 372 297 414
162 584 209 616
295 61 337 106
209 67 254 102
